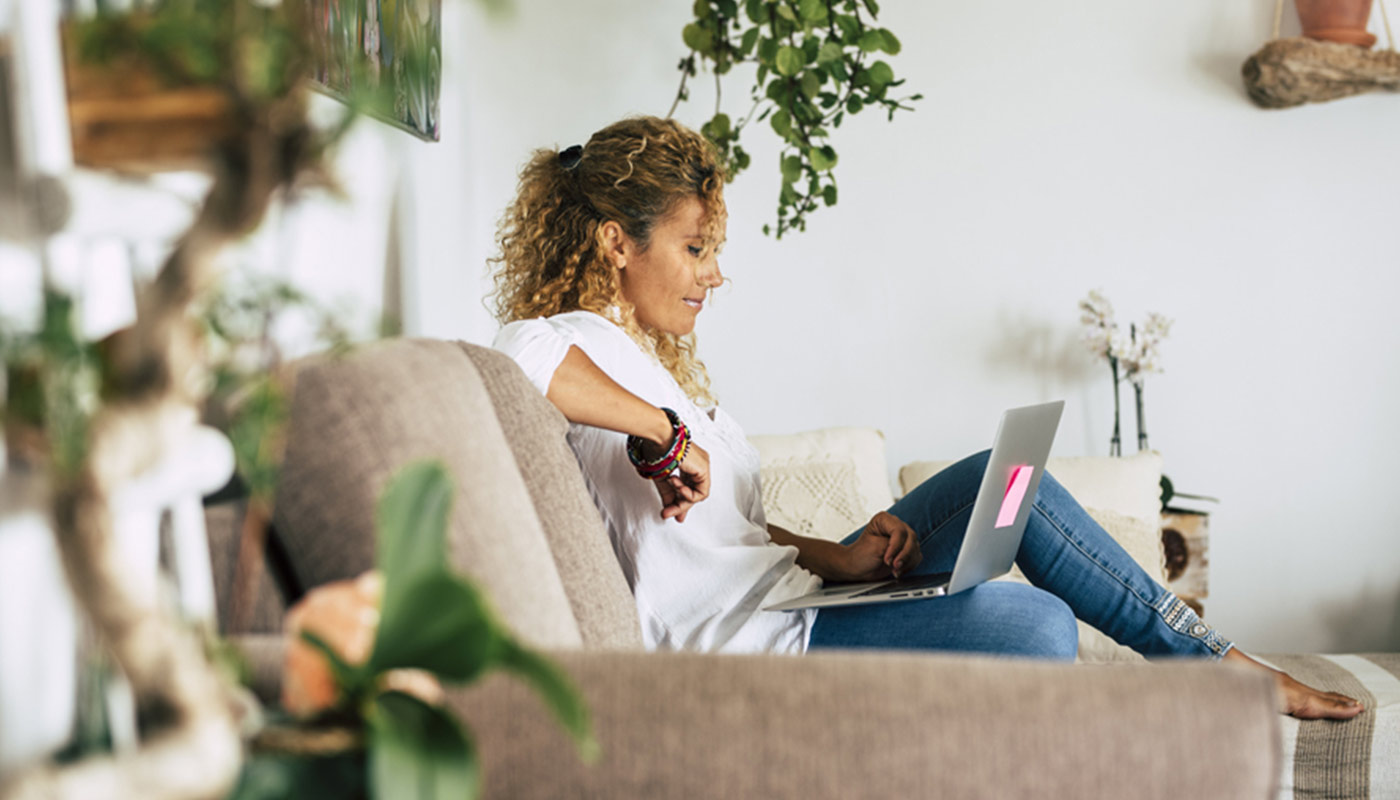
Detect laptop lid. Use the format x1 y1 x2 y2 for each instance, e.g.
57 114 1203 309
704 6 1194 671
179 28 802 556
945 400 1063 594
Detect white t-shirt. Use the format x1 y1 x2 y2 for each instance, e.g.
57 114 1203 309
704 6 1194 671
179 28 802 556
494 310 820 654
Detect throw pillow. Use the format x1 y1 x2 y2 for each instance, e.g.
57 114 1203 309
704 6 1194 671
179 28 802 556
750 427 895 542
899 451 1165 528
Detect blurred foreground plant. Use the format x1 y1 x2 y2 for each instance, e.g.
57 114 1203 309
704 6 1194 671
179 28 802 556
233 460 596 800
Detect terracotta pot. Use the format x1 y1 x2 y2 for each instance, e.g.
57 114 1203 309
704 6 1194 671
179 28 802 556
1296 0 1377 48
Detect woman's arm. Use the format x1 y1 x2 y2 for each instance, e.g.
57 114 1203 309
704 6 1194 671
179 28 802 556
546 345 675 446
546 345 710 521
768 511 921 582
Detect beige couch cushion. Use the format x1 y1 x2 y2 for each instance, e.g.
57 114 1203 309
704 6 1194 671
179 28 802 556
750 427 895 541
900 451 1165 526
457 343 642 650
274 339 582 649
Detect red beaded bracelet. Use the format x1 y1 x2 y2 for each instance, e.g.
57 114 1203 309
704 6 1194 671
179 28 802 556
626 407 690 480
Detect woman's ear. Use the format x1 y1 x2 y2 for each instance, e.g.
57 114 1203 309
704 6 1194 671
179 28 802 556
598 220 628 270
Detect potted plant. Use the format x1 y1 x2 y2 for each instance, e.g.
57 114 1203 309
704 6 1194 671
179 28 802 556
1295 0 1378 47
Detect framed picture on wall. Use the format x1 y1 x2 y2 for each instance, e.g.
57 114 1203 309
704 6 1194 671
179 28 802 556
308 0 441 142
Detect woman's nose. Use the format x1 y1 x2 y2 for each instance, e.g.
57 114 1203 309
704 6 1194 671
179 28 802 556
698 255 723 288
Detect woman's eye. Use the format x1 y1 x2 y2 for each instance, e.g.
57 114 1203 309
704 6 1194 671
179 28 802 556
687 245 703 257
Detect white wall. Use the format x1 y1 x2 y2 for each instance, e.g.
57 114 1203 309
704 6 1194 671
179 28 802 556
404 0 1400 653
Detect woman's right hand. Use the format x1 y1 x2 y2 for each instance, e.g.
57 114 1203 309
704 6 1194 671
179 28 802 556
655 440 710 522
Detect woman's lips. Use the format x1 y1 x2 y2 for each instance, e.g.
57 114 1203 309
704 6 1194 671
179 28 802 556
683 298 704 311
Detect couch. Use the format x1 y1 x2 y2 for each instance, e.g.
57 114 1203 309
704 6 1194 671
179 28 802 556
212 338 1286 798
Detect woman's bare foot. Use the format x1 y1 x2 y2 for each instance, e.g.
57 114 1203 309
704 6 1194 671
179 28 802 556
1225 649 1366 720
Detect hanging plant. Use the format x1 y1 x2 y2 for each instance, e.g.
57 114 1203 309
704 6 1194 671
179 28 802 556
671 0 921 237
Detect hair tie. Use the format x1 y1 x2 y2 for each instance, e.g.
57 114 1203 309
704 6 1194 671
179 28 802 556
559 144 583 170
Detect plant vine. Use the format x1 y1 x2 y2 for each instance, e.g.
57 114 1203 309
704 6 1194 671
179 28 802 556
673 0 921 237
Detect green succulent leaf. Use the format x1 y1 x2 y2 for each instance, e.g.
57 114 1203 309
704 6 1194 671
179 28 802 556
376 460 454 617
809 144 838 171
368 571 500 682
816 40 843 64
369 691 479 800
498 639 599 762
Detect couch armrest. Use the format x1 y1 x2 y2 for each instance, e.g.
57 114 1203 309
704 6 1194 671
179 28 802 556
454 649 1281 800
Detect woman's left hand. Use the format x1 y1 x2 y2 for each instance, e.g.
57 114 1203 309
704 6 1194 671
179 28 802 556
841 511 922 581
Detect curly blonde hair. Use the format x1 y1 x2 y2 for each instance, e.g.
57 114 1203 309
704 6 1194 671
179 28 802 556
488 116 726 406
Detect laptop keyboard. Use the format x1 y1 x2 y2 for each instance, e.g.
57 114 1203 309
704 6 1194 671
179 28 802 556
851 571 953 598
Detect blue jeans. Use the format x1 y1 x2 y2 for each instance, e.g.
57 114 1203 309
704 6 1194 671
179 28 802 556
807 450 1233 662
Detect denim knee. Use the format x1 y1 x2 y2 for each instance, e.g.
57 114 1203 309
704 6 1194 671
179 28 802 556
989 583 1079 661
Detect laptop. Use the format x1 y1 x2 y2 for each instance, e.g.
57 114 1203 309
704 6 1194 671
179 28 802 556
764 400 1064 611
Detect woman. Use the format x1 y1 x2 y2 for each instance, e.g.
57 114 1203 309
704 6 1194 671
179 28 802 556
490 116 1360 719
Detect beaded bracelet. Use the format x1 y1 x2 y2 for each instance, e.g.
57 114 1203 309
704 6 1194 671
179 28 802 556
626 407 690 480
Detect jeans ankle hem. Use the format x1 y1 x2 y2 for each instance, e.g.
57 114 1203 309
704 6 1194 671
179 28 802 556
1153 590 1234 660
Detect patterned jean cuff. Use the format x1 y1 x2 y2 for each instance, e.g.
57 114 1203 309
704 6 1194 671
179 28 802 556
1153 590 1233 659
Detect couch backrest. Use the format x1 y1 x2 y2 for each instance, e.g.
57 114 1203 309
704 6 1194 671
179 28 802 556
455 343 642 650
273 339 582 649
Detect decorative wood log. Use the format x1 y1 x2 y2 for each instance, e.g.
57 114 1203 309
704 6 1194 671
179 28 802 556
1243 36 1400 108
1161 510 1210 618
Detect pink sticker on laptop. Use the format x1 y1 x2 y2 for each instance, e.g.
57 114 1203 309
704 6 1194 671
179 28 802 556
995 466 1034 528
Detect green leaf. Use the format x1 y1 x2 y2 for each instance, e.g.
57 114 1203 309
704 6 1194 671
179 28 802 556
877 27 901 54
798 0 827 22
816 41 843 64
706 112 732 140
858 29 883 52
232 752 366 800
822 183 838 206
369 692 479 800
775 44 803 76
746 0 765 23
827 57 849 82
717 0 739 17
809 144 838 171
775 3 796 22
781 154 803 183
862 0 880 16
369 572 499 680
800 70 820 99
498 640 599 762
770 108 793 138
376 461 454 616
758 36 778 62
834 14 860 42
740 26 761 55
693 0 713 18
846 94 864 113
301 630 368 698
683 22 713 54
862 59 896 86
